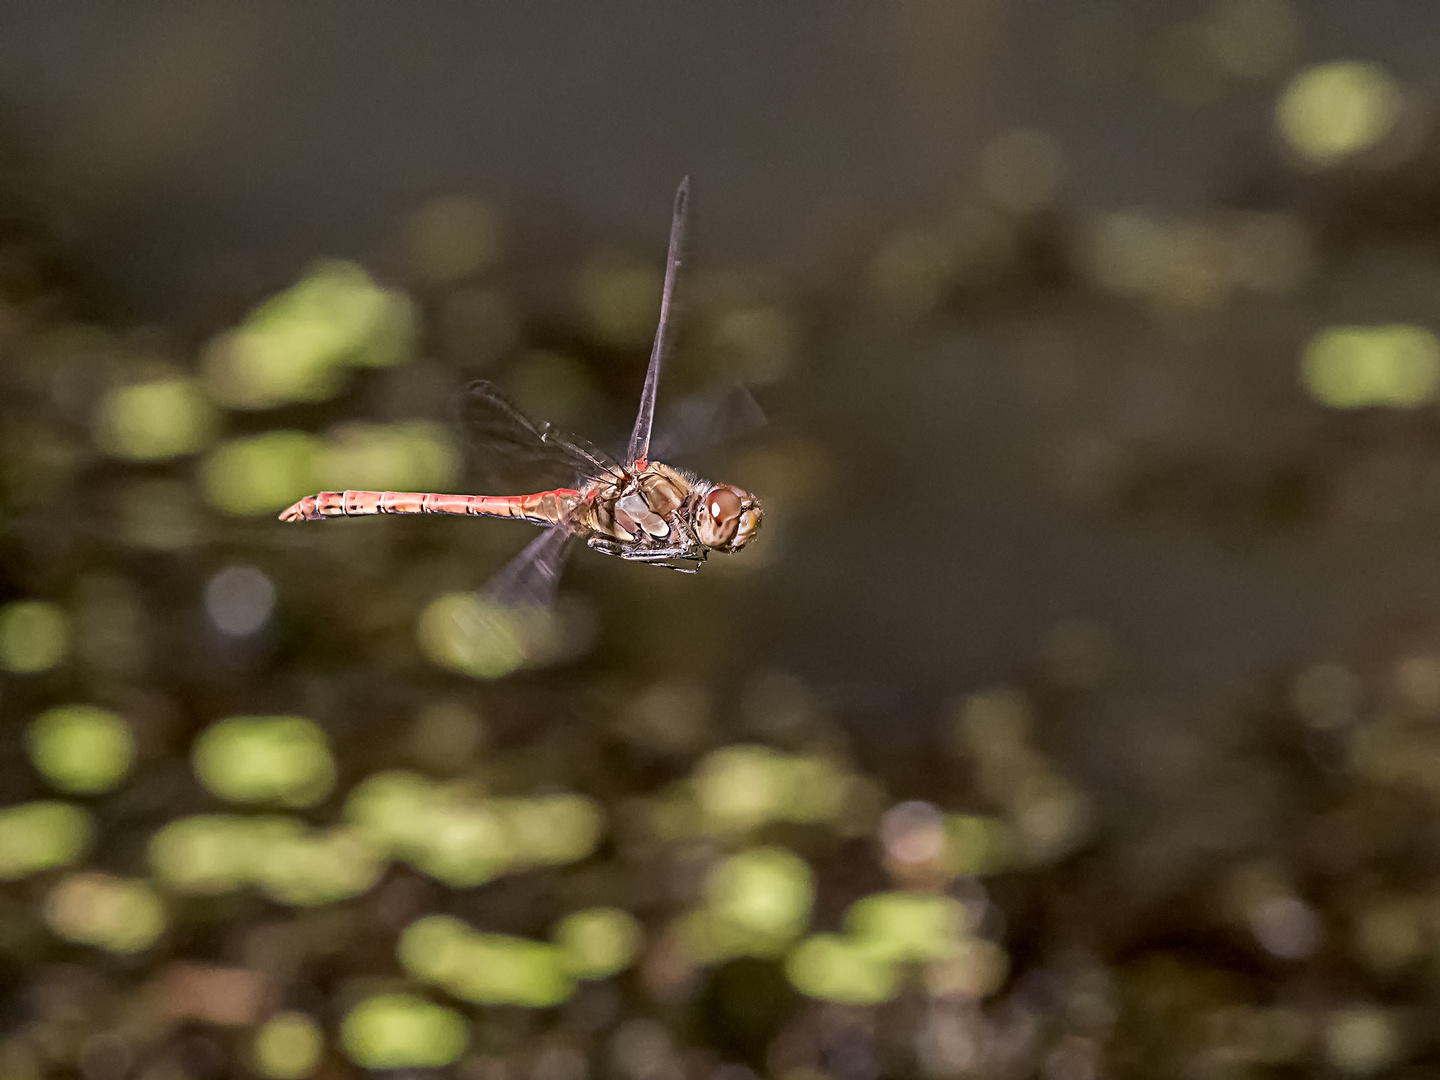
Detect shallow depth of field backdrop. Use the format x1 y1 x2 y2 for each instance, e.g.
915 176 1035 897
4 3 1440 1078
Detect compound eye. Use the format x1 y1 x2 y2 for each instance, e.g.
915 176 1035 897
707 487 742 524
697 486 744 548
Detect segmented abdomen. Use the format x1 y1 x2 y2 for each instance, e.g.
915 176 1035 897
279 489 580 525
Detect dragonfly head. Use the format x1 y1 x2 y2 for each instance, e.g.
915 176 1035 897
696 483 763 552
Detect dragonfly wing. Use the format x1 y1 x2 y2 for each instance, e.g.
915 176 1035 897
627 177 690 468
649 386 767 463
482 525 576 610
457 380 619 491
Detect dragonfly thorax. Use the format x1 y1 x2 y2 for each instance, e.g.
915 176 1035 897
581 462 692 545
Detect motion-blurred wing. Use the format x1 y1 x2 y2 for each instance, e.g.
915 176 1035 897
457 379 618 492
649 386 767 463
627 177 690 469
481 525 575 610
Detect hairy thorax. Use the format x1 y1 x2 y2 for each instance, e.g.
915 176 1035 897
577 463 696 544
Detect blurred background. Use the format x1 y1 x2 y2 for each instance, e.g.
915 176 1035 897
5 1 1440 1076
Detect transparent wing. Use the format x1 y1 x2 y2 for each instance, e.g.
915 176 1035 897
457 380 619 492
649 386 767 464
481 526 576 610
627 177 690 468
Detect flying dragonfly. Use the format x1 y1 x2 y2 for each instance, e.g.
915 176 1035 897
279 179 764 609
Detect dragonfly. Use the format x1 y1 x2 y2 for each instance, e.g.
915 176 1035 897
279 178 764 609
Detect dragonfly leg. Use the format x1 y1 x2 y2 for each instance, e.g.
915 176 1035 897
586 537 628 558
587 536 707 572
622 549 707 573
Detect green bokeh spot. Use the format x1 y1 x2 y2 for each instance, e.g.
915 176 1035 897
340 993 468 1070
253 1013 325 1080
94 378 217 461
786 933 898 1005
27 705 135 794
554 907 643 979
192 715 335 807
200 431 321 516
0 802 93 880
0 601 69 674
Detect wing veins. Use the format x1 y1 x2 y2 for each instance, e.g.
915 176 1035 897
458 379 617 490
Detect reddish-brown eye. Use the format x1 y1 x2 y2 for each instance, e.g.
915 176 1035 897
708 488 741 523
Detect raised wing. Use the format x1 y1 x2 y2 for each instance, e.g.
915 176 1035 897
457 380 619 493
649 386 767 464
626 177 690 470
